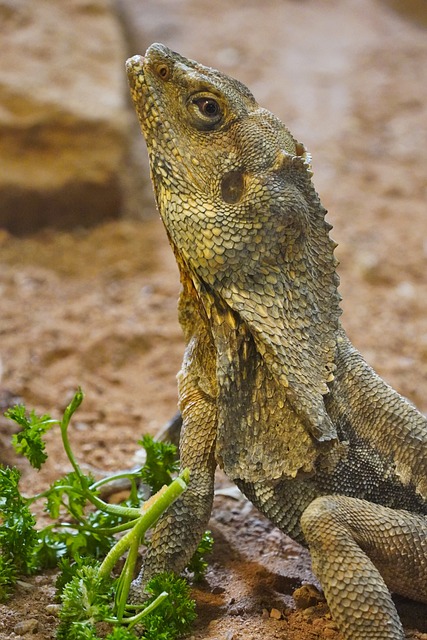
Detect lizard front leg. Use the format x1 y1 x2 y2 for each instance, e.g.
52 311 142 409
301 495 427 640
134 369 217 589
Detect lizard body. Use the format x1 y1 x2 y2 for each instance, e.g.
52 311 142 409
126 44 427 639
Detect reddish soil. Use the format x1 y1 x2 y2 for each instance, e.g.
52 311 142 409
1 0 427 638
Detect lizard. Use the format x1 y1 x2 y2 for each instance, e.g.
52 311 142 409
126 43 427 640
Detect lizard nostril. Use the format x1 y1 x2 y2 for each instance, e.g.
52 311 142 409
155 63 170 80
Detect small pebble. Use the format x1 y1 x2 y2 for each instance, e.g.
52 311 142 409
293 584 324 609
270 607 282 620
211 585 225 594
16 580 35 591
45 604 61 616
13 619 38 635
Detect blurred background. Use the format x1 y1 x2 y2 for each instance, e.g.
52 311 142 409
0 1 427 637
1 0 427 453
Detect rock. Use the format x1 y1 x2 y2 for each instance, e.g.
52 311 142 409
0 0 131 234
211 585 226 595
13 619 38 635
293 584 324 610
45 604 61 616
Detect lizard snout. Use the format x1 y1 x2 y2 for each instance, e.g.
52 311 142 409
125 55 145 75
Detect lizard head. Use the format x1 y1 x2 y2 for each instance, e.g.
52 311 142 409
127 44 341 442
126 43 316 275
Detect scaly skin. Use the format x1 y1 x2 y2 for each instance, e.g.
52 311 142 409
126 44 427 639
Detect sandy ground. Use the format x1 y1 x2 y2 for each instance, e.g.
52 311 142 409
1 0 427 638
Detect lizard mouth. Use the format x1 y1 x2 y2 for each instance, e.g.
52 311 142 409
125 55 145 82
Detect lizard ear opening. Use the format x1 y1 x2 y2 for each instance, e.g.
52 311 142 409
221 170 245 204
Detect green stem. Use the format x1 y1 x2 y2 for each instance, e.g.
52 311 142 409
85 493 142 519
59 389 86 481
88 519 140 535
57 389 142 519
98 472 188 580
104 591 169 626
90 471 142 491
33 483 142 520
28 485 86 505
115 536 140 621
126 591 169 628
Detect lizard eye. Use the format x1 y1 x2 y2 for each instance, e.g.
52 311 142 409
193 97 221 118
188 94 224 129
